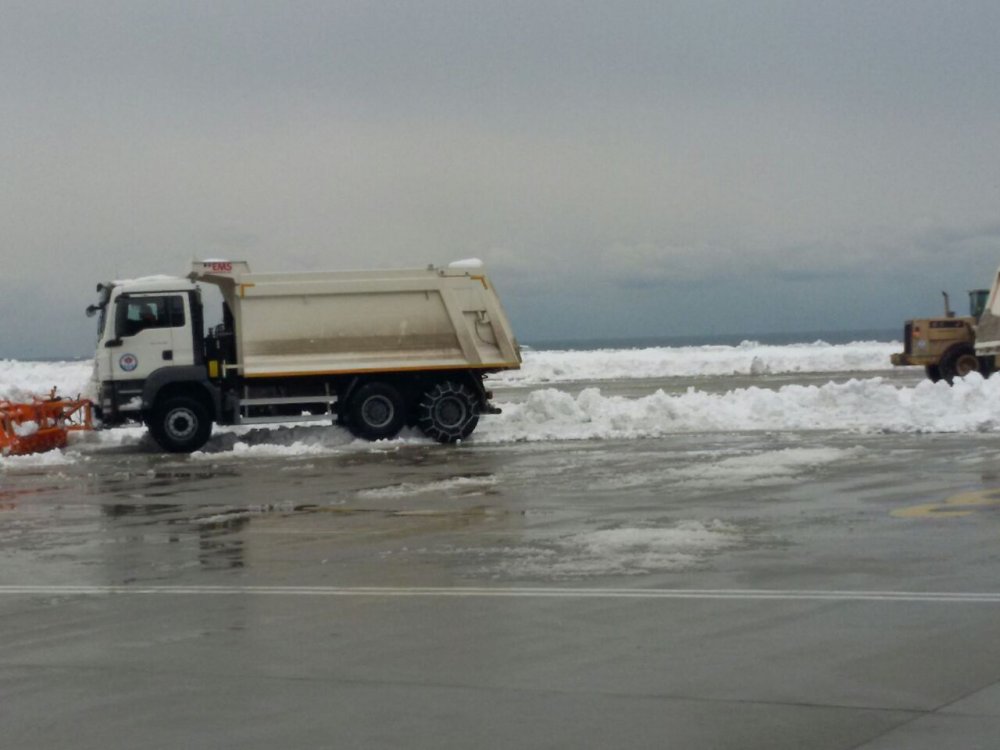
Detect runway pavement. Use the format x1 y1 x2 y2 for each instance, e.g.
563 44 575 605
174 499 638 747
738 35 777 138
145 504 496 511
2 426 1000 748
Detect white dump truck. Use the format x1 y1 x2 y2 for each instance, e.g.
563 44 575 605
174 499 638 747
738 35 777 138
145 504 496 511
86 260 521 452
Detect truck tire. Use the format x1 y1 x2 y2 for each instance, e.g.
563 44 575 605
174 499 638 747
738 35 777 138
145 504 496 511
417 381 479 443
978 356 994 379
149 396 213 453
939 345 981 384
925 364 942 382
346 382 406 440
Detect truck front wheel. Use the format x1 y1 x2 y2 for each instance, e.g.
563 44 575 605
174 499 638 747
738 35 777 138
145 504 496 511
149 396 213 453
346 382 406 440
417 381 480 443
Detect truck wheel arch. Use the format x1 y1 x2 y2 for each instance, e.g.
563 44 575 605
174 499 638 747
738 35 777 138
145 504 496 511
148 395 213 453
338 372 488 441
344 381 407 440
417 378 482 443
142 367 222 421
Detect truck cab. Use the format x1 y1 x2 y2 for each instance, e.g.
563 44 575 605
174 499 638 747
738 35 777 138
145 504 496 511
89 276 207 426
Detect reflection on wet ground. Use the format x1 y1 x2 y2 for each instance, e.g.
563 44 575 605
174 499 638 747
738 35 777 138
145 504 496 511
4 427 1000 588
0 442 519 582
92 498 514 573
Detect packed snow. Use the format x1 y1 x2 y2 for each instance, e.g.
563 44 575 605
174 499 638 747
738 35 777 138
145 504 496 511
494 339 899 385
479 375 1000 442
12 421 39 437
4 374 994 467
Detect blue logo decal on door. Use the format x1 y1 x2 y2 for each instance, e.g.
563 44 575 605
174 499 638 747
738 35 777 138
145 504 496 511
119 354 139 372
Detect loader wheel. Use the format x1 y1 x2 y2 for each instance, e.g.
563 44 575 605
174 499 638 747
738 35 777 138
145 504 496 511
417 381 479 443
939 345 981 384
149 396 212 453
925 364 942 383
346 382 406 441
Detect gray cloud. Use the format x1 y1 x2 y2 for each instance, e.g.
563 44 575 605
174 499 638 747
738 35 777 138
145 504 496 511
2 2 1000 356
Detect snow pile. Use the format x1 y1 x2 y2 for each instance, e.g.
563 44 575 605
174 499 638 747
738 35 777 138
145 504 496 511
6 373 999 466
479 373 1000 441
494 340 900 385
12 420 39 437
0 359 94 401
5 355 1000 463
430 519 742 578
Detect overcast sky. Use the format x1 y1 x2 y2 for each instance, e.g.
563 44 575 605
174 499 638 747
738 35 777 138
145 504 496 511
3 1 1000 358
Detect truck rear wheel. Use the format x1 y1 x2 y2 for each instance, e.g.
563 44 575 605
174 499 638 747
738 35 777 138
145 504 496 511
346 382 406 440
939 345 980 384
417 381 479 443
149 396 213 453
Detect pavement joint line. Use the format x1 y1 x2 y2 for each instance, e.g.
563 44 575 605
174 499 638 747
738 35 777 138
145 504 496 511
0 660 932 717
3 585 1000 603
921 674 1000 718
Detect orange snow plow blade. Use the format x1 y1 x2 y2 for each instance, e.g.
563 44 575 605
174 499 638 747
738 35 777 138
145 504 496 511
0 390 94 457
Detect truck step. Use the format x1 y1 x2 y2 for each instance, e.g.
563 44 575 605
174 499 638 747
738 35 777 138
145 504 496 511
235 414 336 426
238 396 338 407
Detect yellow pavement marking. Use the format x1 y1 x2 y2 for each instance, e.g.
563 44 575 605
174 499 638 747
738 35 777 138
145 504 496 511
892 488 1000 518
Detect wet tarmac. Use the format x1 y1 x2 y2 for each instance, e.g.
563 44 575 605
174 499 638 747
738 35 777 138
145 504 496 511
3 371 1000 748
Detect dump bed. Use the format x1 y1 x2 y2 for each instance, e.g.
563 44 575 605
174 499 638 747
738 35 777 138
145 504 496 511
975 265 1000 356
190 260 521 378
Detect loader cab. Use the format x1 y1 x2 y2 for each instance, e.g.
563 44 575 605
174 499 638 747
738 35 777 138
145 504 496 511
969 289 990 322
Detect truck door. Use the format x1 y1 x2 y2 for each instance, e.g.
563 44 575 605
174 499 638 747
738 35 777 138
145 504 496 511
107 293 191 384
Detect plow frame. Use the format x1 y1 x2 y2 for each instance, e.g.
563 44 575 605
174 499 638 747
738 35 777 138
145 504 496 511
0 390 94 457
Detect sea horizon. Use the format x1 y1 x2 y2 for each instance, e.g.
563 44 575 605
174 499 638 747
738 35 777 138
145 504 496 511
522 327 900 352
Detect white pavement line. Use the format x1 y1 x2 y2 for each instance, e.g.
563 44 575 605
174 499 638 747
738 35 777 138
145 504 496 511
2 585 1000 603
